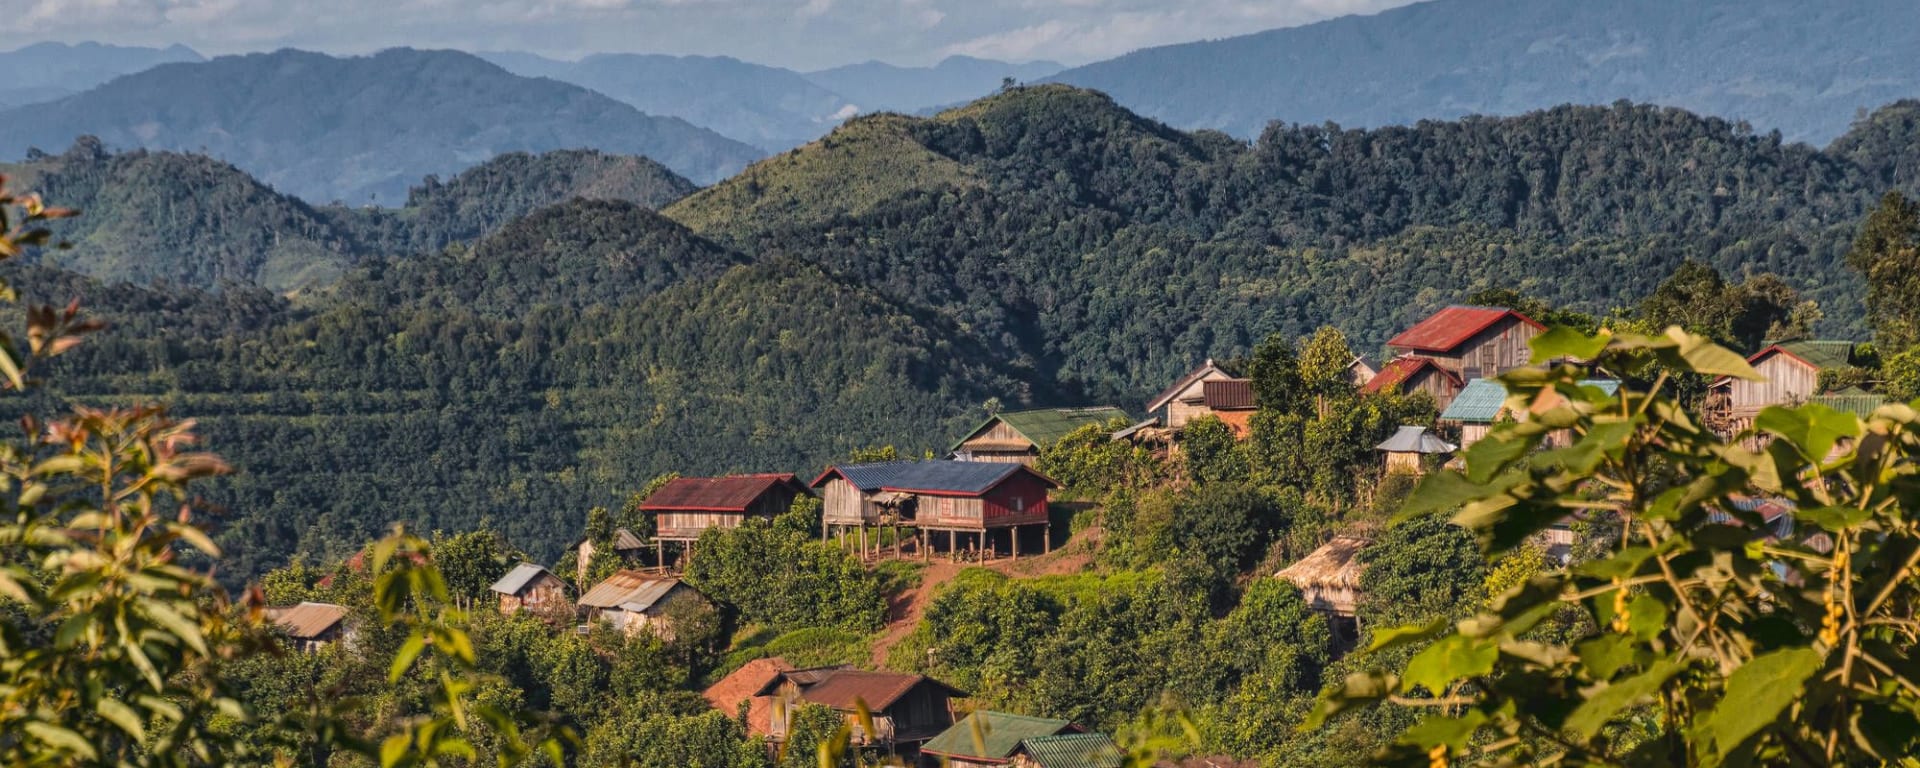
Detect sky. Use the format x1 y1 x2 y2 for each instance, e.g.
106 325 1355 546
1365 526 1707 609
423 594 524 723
0 0 1419 70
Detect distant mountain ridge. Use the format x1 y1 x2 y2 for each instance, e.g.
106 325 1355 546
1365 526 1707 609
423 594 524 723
0 48 761 203
806 56 1065 113
1048 0 1920 144
0 42 202 109
481 52 855 151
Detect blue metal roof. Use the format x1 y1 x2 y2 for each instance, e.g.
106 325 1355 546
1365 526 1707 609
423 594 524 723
822 460 1041 494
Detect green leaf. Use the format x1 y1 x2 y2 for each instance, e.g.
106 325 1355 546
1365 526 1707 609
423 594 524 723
1367 619 1448 653
1664 327 1763 379
1403 635 1499 694
1530 326 1610 363
1794 505 1872 532
1755 403 1862 464
1565 658 1684 739
1401 471 1522 518
380 733 412 768
1626 594 1668 642
1397 710 1490 751
389 632 427 683
1693 647 1823 760
1576 635 1639 680
23 722 98 759
97 698 146 741
1302 672 1396 730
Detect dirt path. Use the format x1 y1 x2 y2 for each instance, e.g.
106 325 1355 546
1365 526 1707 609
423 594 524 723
867 532 1101 668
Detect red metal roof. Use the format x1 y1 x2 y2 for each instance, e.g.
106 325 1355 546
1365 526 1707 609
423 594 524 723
1386 306 1543 354
1201 379 1256 410
1361 356 1461 395
798 670 960 711
638 473 810 512
703 657 794 736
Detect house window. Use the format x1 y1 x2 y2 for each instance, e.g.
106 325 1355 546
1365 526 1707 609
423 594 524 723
1013 497 1024 513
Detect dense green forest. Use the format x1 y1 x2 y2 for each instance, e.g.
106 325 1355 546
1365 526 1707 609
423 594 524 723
11 85 1920 579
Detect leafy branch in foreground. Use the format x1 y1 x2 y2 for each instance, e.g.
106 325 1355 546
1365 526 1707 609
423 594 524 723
1311 324 1920 765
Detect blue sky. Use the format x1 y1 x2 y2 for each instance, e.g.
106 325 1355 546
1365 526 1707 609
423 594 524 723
1 0 1418 69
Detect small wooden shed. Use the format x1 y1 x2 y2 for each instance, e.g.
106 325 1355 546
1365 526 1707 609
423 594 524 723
267 602 351 652
950 406 1130 465
639 473 812 564
1374 426 1455 475
1276 536 1372 619
577 570 706 638
573 527 646 584
489 562 569 616
1362 354 1465 409
1707 340 1866 434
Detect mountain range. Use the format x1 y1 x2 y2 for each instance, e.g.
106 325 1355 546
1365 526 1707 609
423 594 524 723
1049 0 1920 144
0 48 761 203
11 86 1920 578
0 42 202 110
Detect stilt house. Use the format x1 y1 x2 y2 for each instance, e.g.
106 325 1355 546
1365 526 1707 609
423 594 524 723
812 460 1059 560
950 406 1130 464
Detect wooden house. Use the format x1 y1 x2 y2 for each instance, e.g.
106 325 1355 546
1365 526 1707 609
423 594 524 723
1385 306 1545 379
1441 378 1622 450
1374 426 1455 475
812 461 1059 560
1013 733 1125 768
1346 355 1378 388
921 711 1082 768
1277 535 1371 631
1361 355 1464 408
950 406 1130 464
1145 360 1237 430
1706 340 1868 434
732 667 961 750
639 473 812 563
268 602 350 652
576 570 706 638
489 562 569 616
572 527 646 584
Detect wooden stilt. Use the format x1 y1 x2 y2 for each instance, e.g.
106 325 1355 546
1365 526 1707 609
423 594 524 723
860 526 868 562
1012 526 1019 561
657 539 665 570
1044 522 1052 554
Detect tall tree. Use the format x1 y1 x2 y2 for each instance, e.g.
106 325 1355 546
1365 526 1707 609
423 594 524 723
1846 191 1920 350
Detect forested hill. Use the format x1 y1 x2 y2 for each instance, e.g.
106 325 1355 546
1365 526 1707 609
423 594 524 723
5 140 698 291
1048 0 1920 145
15 85 1920 579
0 48 761 203
669 85 1920 402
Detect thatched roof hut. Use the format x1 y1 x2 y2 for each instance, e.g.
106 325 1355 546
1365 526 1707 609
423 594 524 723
1275 535 1372 617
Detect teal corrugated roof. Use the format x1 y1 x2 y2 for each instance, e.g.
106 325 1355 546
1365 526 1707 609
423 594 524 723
1440 379 1507 422
1020 734 1124 768
1440 379 1620 423
1812 393 1885 418
951 407 1129 452
922 711 1074 760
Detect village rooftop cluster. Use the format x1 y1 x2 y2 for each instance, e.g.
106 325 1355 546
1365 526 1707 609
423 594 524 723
265 304 1860 765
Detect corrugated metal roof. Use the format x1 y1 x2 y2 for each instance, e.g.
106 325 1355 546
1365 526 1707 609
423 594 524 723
1201 379 1257 410
702 657 794 736
1276 536 1371 589
1387 306 1543 353
922 711 1075 761
1813 392 1885 417
1776 340 1859 370
490 562 555 596
1362 356 1460 395
1374 426 1455 454
1440 378 1508 422
639 473 809 512
951 407 1132 452
578 570 687 611
797 670 952 711
812 460 1058 495
1147 360 1231 412
1020 733 1125 768
270 602 347 639
1111 416 1161 441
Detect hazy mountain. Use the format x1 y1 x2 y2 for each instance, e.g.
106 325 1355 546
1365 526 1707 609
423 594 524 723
0 42 203 109
1049 0 1920 144
805 56 1064 113
480 52 855 151
0 48 761 203
7 139 697 291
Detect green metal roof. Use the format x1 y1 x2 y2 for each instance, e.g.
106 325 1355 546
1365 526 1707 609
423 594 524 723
1812 392 1886 418
921 711 1074 761
950 407 1130 452
1439 379 1508 423
1019 734 1125 768
1774 340 1858 371
1439 379 1621 424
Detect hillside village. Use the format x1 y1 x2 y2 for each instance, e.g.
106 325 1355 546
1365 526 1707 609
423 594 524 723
261 300 1865 766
